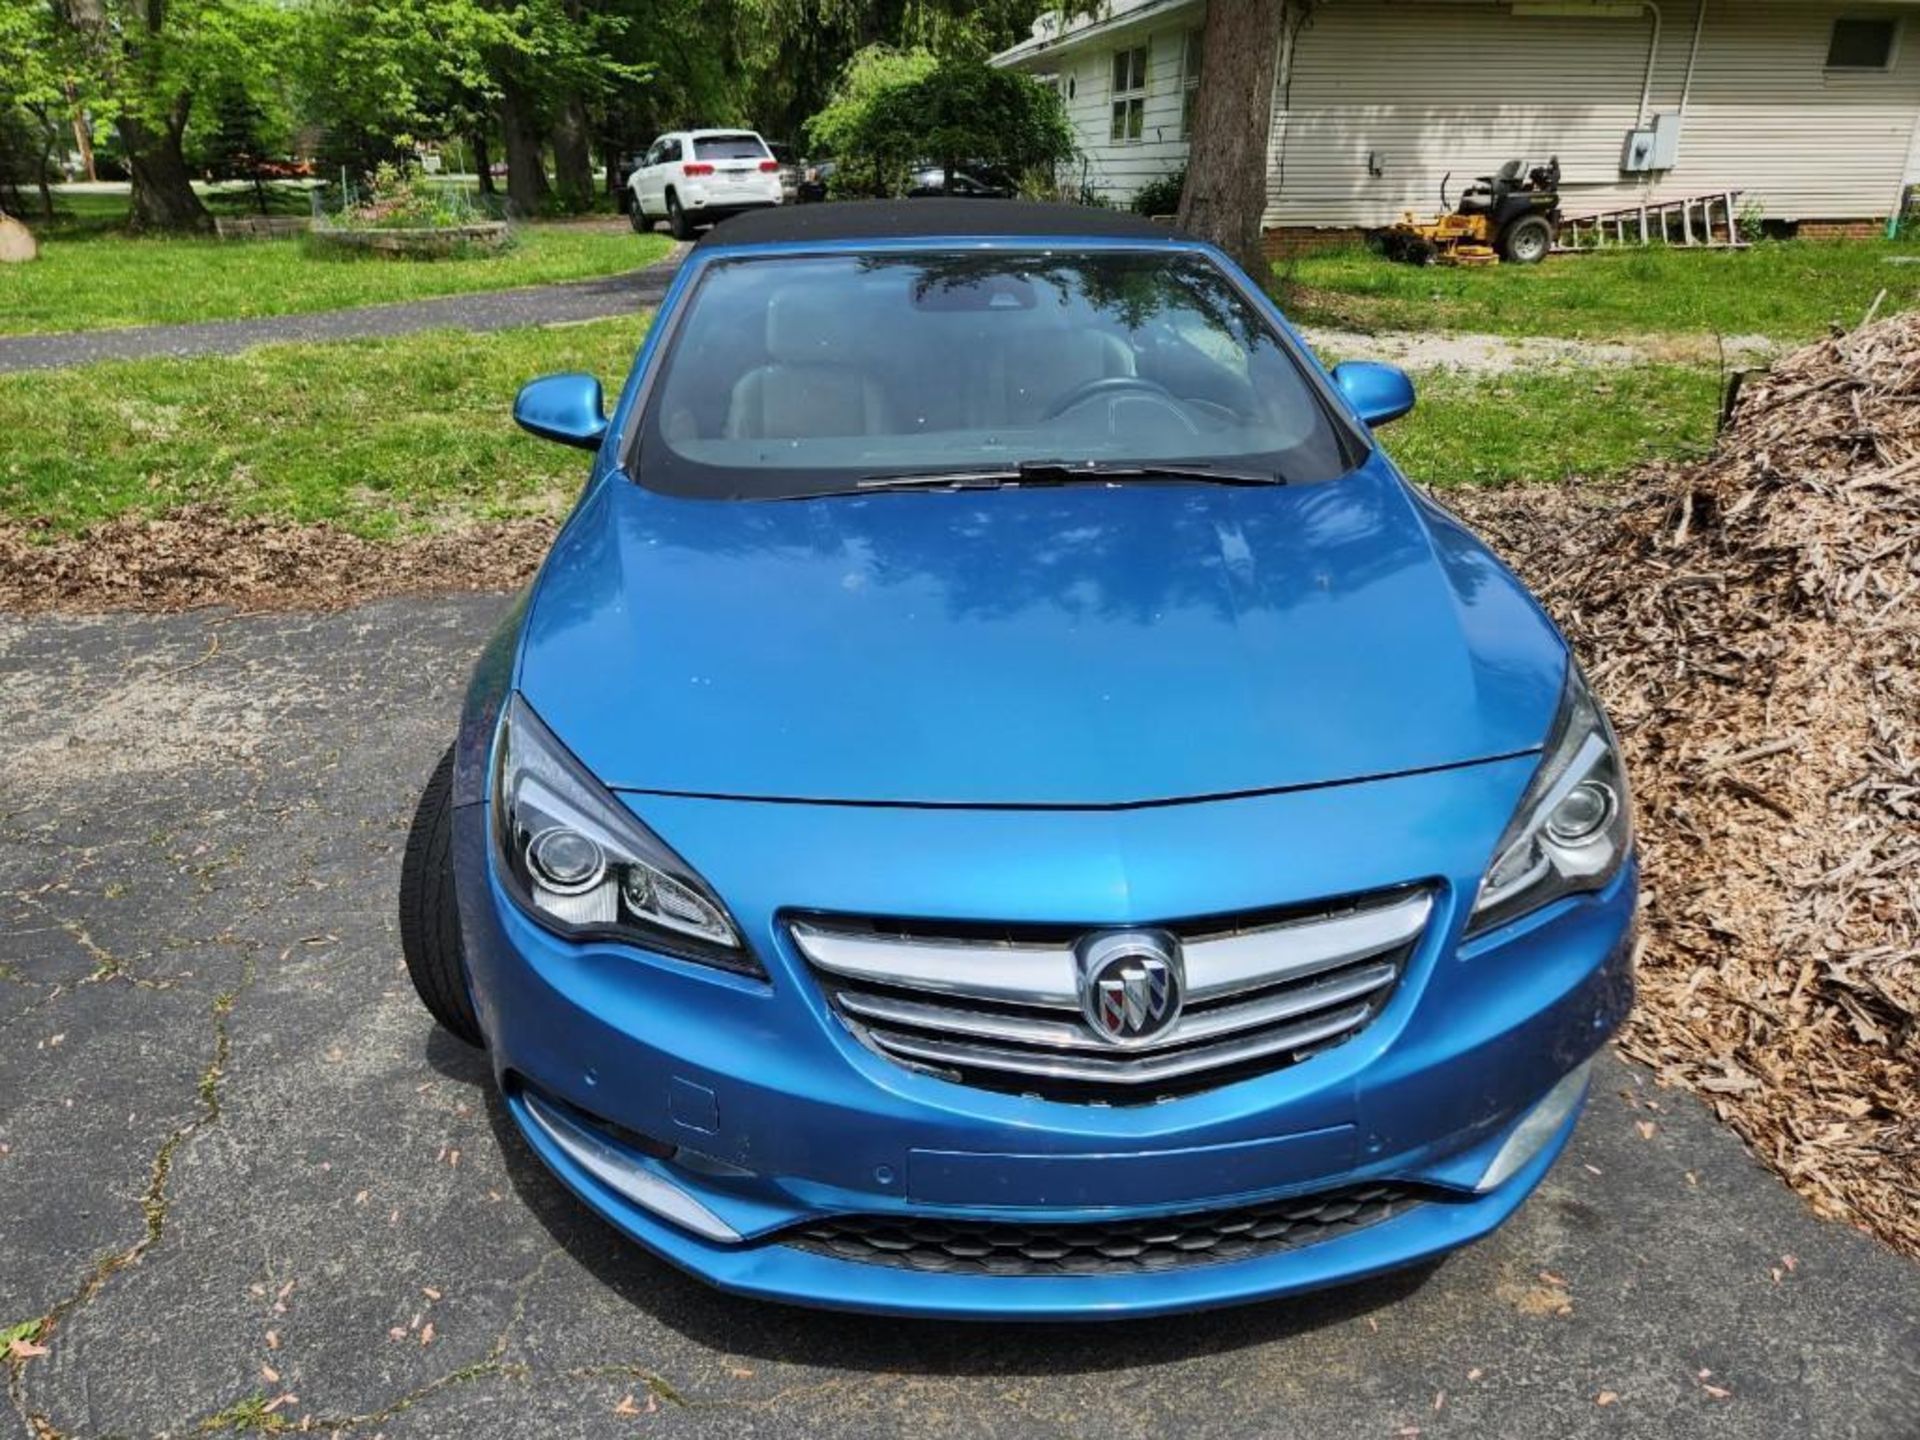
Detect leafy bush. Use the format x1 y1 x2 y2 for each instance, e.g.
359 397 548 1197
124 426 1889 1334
807 50 1075 196
1131 167 1185 218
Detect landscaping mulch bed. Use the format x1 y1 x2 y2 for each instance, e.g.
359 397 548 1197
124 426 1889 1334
2 315 1914 1259
1449 312 1920 1258
0 508 553 614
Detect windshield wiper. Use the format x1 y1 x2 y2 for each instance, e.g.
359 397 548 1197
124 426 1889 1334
853 459 1287 493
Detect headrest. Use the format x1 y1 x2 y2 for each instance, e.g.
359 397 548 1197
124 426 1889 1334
765 287 867 366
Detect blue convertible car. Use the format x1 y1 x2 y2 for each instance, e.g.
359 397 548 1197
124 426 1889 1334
399 201 1636 1319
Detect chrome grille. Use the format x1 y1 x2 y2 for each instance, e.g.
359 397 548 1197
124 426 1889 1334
787 1184 1417 1276
792 887 1430 1103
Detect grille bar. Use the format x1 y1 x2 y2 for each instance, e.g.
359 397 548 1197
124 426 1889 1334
835 958 1398 1057
792 888 1430 1011
788 1183 1417 1277
861 1000 1375 1086
794 886 1430 1102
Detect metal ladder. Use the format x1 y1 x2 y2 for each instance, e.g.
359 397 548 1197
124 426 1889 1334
1555 191 1748 251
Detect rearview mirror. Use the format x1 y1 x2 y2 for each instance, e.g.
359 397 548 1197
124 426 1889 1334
1332 361 1416 428
514 373 609 451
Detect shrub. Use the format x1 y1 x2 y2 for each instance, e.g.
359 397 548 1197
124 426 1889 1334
807 51 1075 197
1131 167 1186 218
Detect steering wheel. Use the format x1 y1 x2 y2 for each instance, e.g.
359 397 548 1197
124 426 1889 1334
1041 376 1199 433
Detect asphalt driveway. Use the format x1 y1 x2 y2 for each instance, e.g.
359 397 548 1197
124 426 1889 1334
2 596 1917 1439
0 245 686 375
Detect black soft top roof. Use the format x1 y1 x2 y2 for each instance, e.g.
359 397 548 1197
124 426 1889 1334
695 199 1184 250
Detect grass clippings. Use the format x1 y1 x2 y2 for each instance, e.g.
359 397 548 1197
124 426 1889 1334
1448 311 1920 1258
0 507 552 614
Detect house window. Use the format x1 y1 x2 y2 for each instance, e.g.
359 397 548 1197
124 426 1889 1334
1826 17 1898 70
1182 28 1203 138
1110 45 1147 143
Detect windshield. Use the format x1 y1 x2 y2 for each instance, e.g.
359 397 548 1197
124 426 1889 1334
693 134 769 160
637 249 1358 500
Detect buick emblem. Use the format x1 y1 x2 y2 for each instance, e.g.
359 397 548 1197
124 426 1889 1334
1075 931 1183 1046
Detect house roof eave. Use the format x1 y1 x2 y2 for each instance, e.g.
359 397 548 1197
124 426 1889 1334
990 0 1205 70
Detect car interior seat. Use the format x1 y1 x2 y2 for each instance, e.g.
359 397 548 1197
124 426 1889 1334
726 289 893 439
985 322 1137 426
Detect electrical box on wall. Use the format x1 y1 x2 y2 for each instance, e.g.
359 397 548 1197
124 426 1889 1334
1622 111 1683 172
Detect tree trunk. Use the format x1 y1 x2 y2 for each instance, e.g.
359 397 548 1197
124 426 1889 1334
498 78 549 218
122 110 213 233
66 82 97 183
549 94 595 212
601 133 622 208
1176 0 1286 275
472 130 494 196
27 104 58 220
37 138 57 221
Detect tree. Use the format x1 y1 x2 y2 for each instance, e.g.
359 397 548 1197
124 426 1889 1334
193 84 277 212
809 49 1072 197
1174 0 1287 272
0 0 81 219
297 0 511 178
1047 0 1286 271
804 44 936 191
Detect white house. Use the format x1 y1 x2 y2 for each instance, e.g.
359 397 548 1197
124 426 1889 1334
992 0 1920 243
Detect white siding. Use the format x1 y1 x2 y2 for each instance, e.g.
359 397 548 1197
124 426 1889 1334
1658 1 1920 222
1266 0 1920 227
1052 14 1201 203
1002 1 1920 228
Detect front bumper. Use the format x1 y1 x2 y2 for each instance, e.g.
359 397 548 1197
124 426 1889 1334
453 758 1635 1319
504 1066 1591 1320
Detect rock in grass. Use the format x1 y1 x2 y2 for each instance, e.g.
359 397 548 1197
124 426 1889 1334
0 214 38 263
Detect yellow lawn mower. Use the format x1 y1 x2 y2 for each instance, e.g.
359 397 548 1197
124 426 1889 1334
1377 158 1562 266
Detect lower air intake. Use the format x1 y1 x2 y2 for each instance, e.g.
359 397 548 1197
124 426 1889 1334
786 1184 1417 1277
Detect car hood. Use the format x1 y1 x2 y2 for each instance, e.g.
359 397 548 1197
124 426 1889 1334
516 461 1566 806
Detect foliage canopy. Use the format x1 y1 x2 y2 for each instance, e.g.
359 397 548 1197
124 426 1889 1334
809 49 1073 196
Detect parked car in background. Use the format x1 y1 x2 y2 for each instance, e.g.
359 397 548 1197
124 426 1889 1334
796 159 835 205
628 129 782 238
401 199 1638 1321
613 150 648 213
766 142 802 204
906 164 1014 199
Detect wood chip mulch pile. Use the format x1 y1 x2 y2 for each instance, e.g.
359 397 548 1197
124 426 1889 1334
1448 311 1920 1258
0 507 555 614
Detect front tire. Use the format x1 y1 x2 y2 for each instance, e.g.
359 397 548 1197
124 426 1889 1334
628 200 651 234
1499 214 1553 264
399 744 484 1047
667 191 693 240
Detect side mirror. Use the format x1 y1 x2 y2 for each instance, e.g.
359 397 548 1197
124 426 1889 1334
1332 361 1417 428
514 373 609 451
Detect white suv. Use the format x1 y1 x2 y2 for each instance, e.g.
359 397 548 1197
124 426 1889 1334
628 130 783 239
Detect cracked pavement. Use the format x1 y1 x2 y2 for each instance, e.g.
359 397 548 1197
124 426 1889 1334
1 597 1917 1439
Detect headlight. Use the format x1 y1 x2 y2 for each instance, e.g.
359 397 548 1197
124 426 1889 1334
492 694 759 975
1469 664 1633 935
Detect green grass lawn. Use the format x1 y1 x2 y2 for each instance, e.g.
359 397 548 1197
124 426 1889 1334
1381 362 1722 487
1276 239 1920 343
0 312 1714 539
0 316 647 535
0 222 666 336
